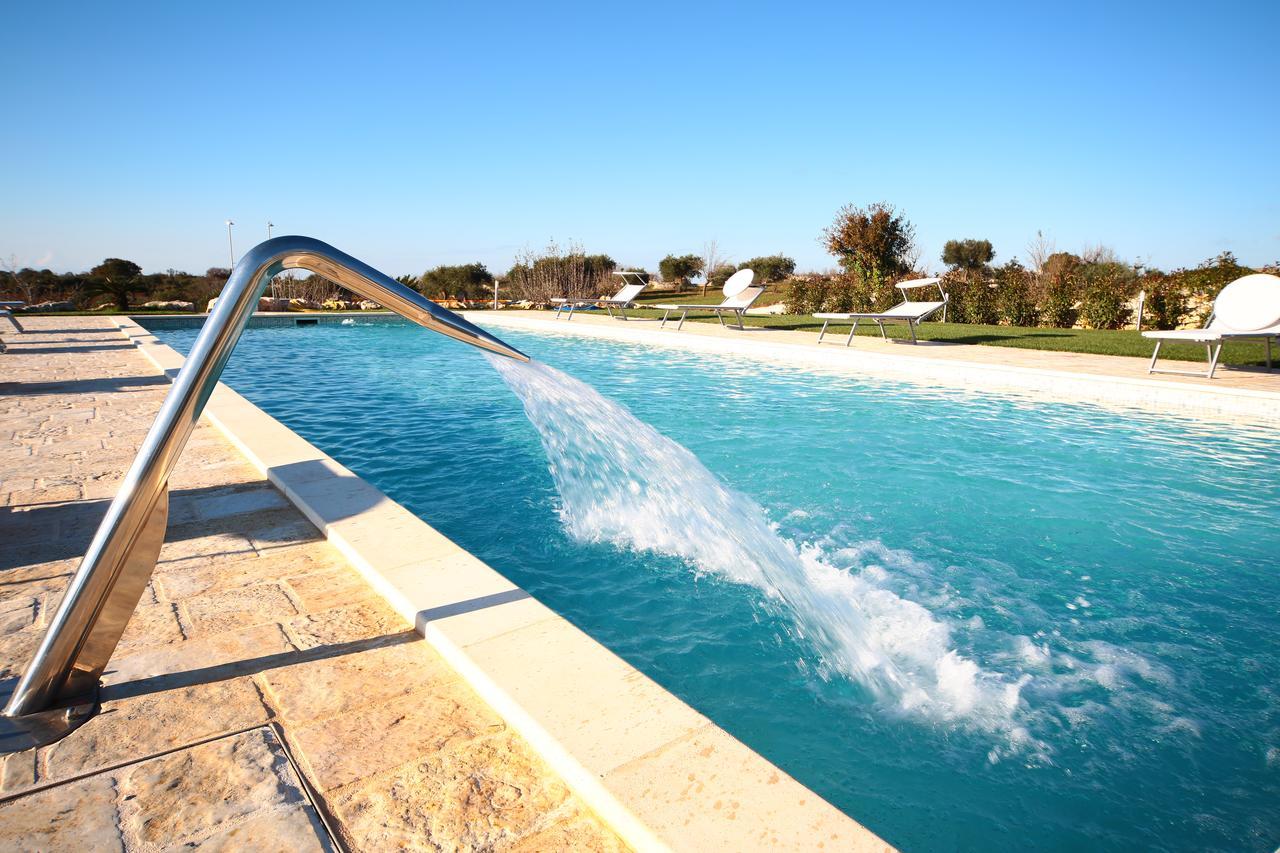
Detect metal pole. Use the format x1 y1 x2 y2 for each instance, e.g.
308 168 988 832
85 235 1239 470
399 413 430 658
267 221 274 240
226 220 236 268
1 236 528 748
493 279 499 311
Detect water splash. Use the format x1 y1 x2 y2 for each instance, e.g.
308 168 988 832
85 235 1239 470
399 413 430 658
488 356 1036 743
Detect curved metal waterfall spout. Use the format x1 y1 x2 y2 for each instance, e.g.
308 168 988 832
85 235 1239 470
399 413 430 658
2 236 528 737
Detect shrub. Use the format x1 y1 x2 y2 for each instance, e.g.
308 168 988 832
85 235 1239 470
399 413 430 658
506 242 615 304
942 274 999 324
1038 252 1081 327
785 277 830 313
1169 252 1257 325
995 261 1038 326
1078 262 1138 329
825 274 858 313
1138 271 1186 330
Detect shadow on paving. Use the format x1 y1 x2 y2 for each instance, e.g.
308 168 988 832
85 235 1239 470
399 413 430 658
0 374 170 397
2 344 135 355
98 630 421 701
0 481 338 571
6 325 121 334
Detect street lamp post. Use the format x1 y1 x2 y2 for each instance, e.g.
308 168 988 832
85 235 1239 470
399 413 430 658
267 221 274 240
225 220 236 268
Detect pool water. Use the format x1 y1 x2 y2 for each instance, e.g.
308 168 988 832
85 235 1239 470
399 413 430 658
151 318 1280 852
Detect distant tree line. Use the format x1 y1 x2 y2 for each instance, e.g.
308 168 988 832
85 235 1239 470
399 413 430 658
0 258 232 312
786 202 1279 329
5 212 1273 327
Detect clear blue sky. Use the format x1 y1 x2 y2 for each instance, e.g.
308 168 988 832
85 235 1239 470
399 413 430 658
3 1 1277 278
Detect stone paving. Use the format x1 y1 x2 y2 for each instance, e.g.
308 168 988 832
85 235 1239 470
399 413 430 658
0 318 623 851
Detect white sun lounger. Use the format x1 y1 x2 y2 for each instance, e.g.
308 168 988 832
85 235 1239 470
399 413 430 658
656 269 762 330
551 271 648 320
1142 273 1280 378
813 277 948 345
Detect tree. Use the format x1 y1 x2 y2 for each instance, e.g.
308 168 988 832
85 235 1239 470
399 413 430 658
658 254 704 290
418 263 494 301
86 258 144 310
822 202 916 311
941 239 994 274
739 255 796 284
822 202 916 278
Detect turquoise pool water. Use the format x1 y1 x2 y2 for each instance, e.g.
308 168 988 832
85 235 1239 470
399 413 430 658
150 318 1279 852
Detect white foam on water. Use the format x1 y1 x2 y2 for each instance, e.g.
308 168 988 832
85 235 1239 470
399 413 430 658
488 357 1044 746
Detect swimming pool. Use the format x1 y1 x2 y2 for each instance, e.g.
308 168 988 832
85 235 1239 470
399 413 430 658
149 317 1279 852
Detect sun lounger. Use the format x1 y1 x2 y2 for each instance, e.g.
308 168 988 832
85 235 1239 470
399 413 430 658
1142 273 1280 378
656 269 762 330
551 271 648 320
813 278 947 345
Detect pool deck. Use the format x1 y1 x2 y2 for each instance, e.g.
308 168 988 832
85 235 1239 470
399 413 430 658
0 316 891 852
470 310 1280 422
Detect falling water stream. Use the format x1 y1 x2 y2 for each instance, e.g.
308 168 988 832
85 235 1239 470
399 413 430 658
488 355 1034 746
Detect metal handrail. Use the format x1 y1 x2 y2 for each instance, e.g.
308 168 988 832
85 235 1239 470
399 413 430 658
2 236 527 734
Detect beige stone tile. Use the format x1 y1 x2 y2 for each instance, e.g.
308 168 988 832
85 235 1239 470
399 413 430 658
604 726 891 853
181 582 300 637
284 565 378 613
187 803 330 852
116 728 312 849
506 806 628 853
115 600 185 655
191 484 290 523
38 677 272 785
248 515 323 554
258 638 447 724
0 618 46 681
154 552 290 602
0 749 37 794
0 773 123 852
464 616 709 778
284 600 407 651
156 529 257 566
290 682 495 792
104 622 296 686
327 730 594 852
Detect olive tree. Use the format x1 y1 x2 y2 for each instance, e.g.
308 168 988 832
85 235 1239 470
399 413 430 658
418 263 494 301
658 254 704 290
738 255 795 284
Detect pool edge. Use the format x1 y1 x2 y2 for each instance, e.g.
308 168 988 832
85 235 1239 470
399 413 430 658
468 311 1280 423
113 316 894 853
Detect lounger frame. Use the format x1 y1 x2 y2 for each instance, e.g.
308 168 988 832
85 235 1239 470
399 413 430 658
659 303 751 331
1146 320 1276 379
814 278 948 346
551 273 647 321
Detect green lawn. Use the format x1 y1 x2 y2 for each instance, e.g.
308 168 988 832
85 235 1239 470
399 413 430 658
609 304 1276 367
